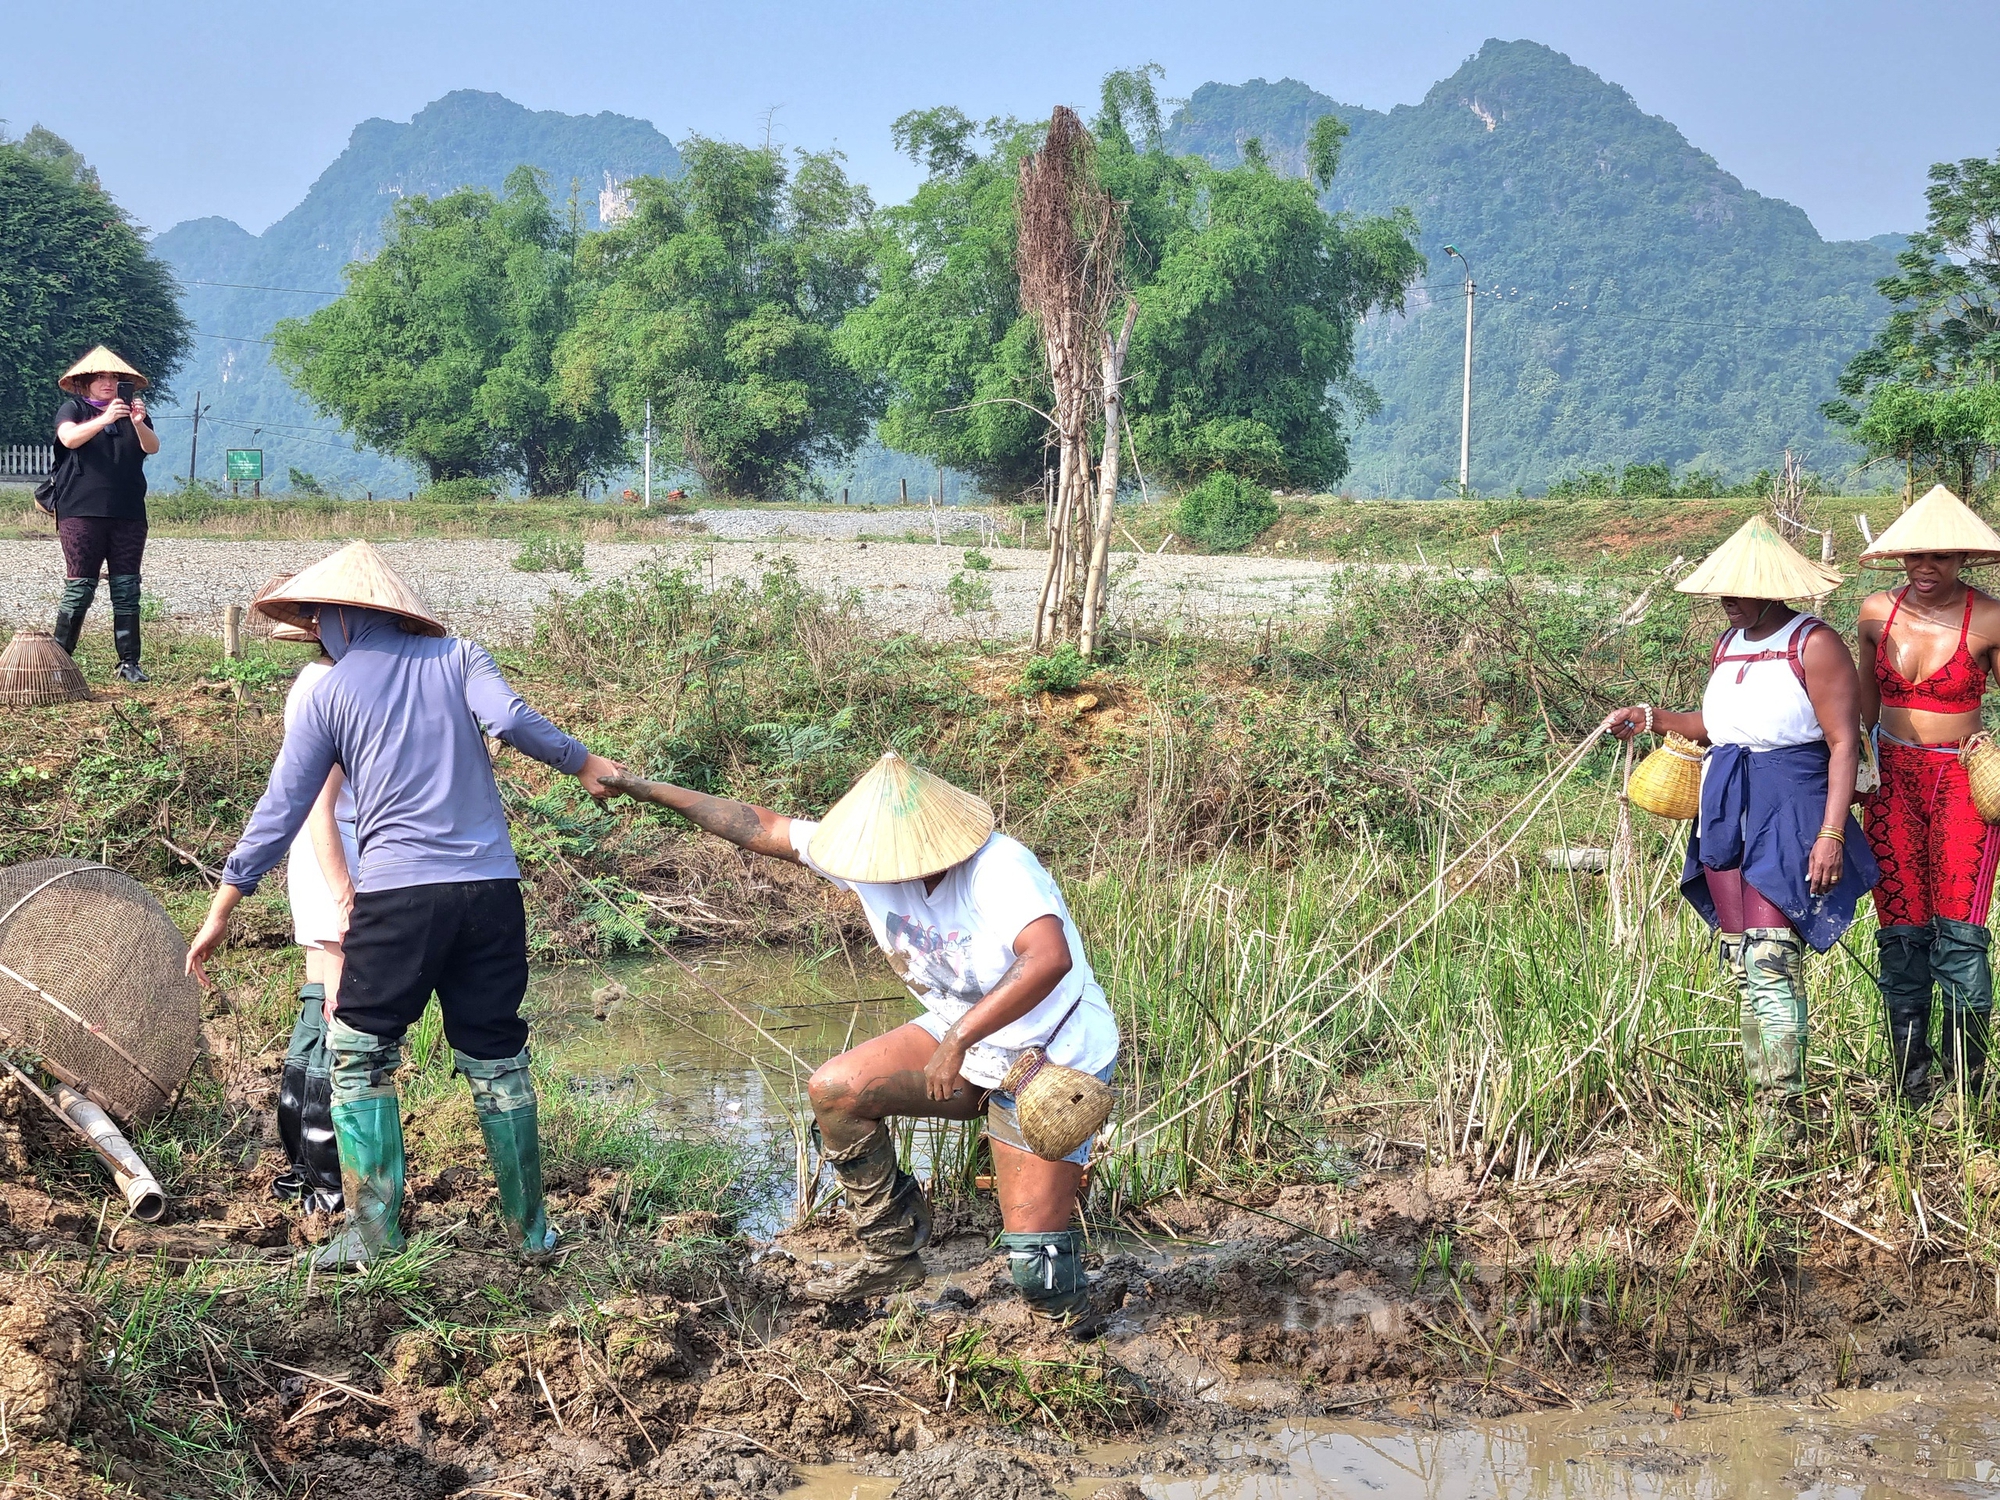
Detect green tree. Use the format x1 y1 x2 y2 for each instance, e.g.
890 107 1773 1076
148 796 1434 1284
558 139 879 499
836 111 1050 494
1825 150 2000 497
273 166 623 493
842 72 1423 495
0 128 189 445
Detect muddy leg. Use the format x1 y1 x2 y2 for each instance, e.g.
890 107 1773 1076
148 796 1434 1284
802 1025 983 1303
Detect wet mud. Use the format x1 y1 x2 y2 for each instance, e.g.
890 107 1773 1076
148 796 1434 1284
0 977 1996 1498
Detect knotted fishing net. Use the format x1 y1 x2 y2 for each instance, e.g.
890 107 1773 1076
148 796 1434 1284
0 860 203 1123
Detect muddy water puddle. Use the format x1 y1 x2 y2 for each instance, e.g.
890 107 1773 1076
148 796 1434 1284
786 1388 1996 1500
529 947 923 1232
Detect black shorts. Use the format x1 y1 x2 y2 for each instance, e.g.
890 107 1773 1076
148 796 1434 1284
336 879 530 1060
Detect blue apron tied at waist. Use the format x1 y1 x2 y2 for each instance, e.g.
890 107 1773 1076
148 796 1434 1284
1680 741 1878 954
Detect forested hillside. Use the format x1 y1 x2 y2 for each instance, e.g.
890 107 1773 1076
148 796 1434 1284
1165 40 1900 495
149 92 683 490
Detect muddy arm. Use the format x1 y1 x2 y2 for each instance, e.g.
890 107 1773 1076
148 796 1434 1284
603 773 799 862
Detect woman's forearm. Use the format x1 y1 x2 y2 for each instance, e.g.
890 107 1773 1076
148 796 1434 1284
938 917 1072 1051
135 422 159 455
1822 733 1859 831
1653 709 1707 742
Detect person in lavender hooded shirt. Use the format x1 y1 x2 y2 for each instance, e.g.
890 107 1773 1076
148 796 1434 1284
184 543 622 1268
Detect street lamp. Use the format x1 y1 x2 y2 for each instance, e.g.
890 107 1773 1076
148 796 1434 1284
1443 245 1474 498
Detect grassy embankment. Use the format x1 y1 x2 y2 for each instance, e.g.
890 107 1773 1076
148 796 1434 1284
2 534 1996 1488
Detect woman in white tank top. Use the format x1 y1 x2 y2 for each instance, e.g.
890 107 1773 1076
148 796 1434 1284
1603 516 1876 1118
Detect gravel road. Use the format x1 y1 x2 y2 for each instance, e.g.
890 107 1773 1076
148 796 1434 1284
0 525 1353 645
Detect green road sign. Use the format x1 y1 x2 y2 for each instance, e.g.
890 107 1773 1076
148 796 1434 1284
225 449 264 482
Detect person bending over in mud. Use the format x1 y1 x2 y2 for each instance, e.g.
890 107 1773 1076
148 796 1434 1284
608 751 1118 1330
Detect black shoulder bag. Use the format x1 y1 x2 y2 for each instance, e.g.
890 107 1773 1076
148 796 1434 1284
33 443 71 517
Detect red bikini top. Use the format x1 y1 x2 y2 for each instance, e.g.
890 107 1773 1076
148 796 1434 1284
1875 586 1989 713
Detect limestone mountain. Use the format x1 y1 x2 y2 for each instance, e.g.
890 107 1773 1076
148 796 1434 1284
1166 40 1899 495
150 91 682 489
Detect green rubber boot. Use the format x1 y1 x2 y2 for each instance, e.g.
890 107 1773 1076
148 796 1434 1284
1000 1229 1100 1334
1932 918 1993 1103
457 1049 557 1260
312 1019 406 1270
1741 928 1808 1099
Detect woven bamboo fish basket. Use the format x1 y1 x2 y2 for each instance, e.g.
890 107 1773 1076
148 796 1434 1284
998 1048 1115 1161
0 631 87 707
1626 732 1704 821
1961 734 2000 824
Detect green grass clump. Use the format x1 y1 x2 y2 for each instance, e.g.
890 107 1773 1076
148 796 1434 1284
1175 472 1279 551
1012 643 1090 696
513 533 587 574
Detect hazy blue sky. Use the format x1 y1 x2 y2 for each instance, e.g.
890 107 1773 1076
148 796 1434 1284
4 0 1995 243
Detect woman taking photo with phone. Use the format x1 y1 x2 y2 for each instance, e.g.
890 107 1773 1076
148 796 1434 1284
49 346 160 683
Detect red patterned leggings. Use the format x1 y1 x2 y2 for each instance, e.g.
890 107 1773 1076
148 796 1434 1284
1865 741 2000 927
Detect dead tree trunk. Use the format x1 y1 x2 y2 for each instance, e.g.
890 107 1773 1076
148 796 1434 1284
1018 106 1123 651
1079 297 1140 656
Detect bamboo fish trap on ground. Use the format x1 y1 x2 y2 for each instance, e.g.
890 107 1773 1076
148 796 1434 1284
0 860 203 1124
0 631 87 707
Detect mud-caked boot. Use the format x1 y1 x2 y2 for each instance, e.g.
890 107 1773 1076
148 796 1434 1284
457 1049 558 1261
803 1124 932 1303
273 985 344 1212
311 1018 406 1271
1877 924 1937 1105
1000 1230 1102 1335
108 573 147 682
1742 928 1808 1138
51 577 96 657
1932 918 1992 1105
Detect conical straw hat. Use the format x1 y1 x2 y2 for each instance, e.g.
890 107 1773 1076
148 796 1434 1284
1675 514 1842 600
807 751 996 884
251 575 316 642
58 346 148 393
251 540 446 637
1859 485 2000 567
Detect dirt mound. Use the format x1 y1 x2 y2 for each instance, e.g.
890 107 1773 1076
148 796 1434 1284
0 1274 95 1438
641 1430 797 1498
885 1439 1064 1500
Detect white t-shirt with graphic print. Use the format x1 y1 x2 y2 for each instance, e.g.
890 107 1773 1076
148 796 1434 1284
788 822 1119 1089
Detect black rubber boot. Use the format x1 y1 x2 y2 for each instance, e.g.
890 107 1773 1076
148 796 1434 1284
1877 924 1936 1104
273 986 343 1213
51 578 97 656
1933 918 1993 1101
108 573 146 682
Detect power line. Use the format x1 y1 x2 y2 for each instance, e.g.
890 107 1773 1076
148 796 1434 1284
182 279 342 297
189 330 276 345
1396 279 1876 337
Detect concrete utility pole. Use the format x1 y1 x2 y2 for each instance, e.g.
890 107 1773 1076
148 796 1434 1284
642 398 652 507
1444 245 1474 497
186 391 207 485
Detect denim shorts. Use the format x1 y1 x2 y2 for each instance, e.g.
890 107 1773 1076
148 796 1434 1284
984 1058 1117 1165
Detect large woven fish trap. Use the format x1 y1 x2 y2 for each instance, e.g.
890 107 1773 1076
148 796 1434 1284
0 861 203 1124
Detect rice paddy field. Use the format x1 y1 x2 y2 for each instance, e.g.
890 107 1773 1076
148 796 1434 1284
0 531 1995 1497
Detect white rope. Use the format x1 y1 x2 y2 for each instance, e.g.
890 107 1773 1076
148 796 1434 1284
1115 725 1610 1156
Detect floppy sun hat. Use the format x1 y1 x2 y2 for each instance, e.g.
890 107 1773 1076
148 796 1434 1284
1675 514 1842 600
251 540 446 638
1858 485 2000 568
807 751 996 884
58 346 148 394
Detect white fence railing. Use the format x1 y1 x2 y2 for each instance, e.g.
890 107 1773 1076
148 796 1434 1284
1 445 54 479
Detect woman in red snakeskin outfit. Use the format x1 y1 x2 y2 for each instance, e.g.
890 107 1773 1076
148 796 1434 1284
1856 485 2000 1104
